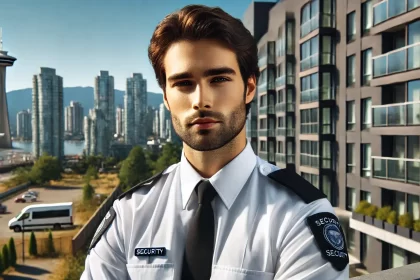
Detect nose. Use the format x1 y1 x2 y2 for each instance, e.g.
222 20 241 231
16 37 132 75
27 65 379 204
191 84 212 110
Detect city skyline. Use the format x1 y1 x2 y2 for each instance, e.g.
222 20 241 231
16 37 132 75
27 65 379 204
0 0 276 93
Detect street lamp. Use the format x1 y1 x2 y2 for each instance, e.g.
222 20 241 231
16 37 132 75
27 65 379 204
18 213 30 263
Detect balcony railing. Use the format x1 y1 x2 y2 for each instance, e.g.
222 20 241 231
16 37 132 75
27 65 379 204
275 103 285 113
259 151 268 161
257 82 267 93
259 105 275 115
372 156 420 185
373 0 420 26
301 123 319 134
372 101 420 126
300 53 319 72
373 42 420 77
320 86 336 101
275 75 294 88
246 129 257 138
258 56 267 68
275 153 286 164
300 154 319 168
301 14 319 38
287 128 295 137
276 128 286 136
287 102 295 112
258 129 275 137
300 88 319 103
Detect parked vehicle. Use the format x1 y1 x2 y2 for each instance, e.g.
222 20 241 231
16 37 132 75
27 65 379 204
14 193 37 203
24 191 39 197
27 189 40 196
0 203 7 214
8 202 73 232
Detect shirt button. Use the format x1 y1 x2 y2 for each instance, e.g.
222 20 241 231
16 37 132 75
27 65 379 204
259 163 273 176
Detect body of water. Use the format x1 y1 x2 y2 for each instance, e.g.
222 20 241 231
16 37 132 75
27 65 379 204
12 141 85 155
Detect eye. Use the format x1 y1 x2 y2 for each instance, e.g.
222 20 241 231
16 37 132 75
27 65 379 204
173 80 193 87
211 77 230 83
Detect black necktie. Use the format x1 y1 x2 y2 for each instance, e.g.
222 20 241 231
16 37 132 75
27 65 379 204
182 180 217 280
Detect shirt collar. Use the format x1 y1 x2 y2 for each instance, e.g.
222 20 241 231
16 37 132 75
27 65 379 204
180 141 257 210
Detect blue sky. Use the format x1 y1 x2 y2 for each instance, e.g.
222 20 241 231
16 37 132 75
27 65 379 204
1 0 275 93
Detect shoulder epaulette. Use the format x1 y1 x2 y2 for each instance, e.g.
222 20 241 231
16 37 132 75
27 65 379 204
118 170 165 200
267 168 326 204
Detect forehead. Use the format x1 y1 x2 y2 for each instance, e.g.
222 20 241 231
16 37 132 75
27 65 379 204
163 39 240 77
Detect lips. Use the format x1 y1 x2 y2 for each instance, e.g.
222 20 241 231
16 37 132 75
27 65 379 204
190 118 219 125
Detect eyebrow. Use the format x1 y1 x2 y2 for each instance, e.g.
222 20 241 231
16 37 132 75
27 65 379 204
167 67 236 82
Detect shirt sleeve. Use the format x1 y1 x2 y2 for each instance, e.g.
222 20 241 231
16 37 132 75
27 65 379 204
80 200 128 280
274 199 350 280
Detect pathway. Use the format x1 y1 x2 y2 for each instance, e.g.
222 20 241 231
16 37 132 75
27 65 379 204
1 258 60 280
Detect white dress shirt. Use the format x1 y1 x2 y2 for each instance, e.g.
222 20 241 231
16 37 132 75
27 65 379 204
81 142 349 280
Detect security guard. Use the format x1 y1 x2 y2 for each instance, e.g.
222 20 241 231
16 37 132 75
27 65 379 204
81 4 349 280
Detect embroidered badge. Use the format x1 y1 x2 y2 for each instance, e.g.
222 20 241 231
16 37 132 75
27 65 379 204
306 212 349 271
135 247 166 257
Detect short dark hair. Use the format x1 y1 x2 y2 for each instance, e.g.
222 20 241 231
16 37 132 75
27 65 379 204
148 4 259 116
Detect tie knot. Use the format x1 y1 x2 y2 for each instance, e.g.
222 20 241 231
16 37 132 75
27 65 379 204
196 180 216 205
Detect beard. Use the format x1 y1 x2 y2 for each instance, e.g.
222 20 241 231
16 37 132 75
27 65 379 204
171 101 246 152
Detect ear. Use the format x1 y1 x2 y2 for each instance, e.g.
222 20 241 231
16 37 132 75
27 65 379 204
245 75 256 105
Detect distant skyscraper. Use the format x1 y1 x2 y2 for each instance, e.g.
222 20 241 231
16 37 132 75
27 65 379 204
116 105 124 136
88 70 115 156
16 109 31 141
84 115 91 155
65 101 84 136
124 73 147 145
159 103 170 139
32 67 64 159
153 109 159 137
0 29 17 149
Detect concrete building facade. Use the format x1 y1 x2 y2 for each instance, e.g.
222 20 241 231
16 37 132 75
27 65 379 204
65 101 84 136
16 109 31 141
244 0 420 273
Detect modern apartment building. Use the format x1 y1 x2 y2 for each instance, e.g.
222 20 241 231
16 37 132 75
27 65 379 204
244 0 420 273
64 101 84 136
32 67 64 159
16 109 31 141
116 105 125 137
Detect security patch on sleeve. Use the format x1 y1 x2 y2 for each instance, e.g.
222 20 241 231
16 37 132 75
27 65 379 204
306 212 349 271
88 206 116 254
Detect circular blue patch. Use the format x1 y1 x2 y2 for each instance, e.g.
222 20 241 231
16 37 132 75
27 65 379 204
323 224 344 250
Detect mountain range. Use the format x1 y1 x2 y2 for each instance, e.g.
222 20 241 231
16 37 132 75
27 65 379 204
6 87 163 132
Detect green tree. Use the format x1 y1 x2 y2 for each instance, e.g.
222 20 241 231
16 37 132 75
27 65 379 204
2 244 9 269
0 253 4 274
154 143 182 173
84 165 99 181
29 232 38 256
119 146 151 191
83 182 95 202
46 230 55 256
30 154 62 185
8 237 17 266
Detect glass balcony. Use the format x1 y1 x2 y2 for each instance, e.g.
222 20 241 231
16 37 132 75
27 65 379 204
287 128 295 137
300 154 319 168
287 154 295 164
276 128 286 136
258 56 267 68
246 129 258 138
258 82 267 94
373 42 420 77
275 103 285 113
259 105 275 115
276 39 285 57
258 129 275 137
301 14 319 38
300 53 319 72
373 0 420 26
275 76 285 88
372 101 420 126
287 103 295 112
301 123 319 134
372 156 420 185
276 153 286 164
320 86 336 101
259 152 268 161
300 88 319 103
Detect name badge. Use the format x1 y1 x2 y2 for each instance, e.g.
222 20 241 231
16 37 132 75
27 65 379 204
135 247 166 257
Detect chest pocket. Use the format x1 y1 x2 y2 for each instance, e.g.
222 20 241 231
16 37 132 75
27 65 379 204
126 263 174 280
211 265 274 280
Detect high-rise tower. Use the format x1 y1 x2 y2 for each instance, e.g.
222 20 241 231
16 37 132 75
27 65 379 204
0 28 17 149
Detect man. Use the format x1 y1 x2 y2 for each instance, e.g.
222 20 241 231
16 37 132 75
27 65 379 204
81 4 349 280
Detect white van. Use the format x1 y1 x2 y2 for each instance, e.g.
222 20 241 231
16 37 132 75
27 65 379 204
8 202 73 232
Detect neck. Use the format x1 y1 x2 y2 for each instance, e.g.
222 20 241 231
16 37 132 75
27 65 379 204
183 127 247 178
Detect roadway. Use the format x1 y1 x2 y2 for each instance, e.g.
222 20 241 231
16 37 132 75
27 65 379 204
0 185 82 239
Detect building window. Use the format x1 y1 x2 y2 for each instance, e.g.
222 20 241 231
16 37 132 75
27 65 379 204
408 194 420 220
277 89 284 103
361 98 372 129
300 108 318 134
362 49 372 86
346 143 355 173
322 107 335 134
347 12 356 42
300 140 319 168
300 0 320 38
300 73 318 103
361 143 371 177
346 187 356 211
322 175 332 202
362 0 373 35
321 35 335 65
391 246 405 268
347 101 355 130
277 116 284 128
302 172 319 188
347 55 356 86
347 228 355 253
277 141 284 154
322 141 333 169
300 36 319 71
361 190 371 203
260 140 267 152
